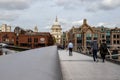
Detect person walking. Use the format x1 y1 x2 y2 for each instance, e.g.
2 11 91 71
91 38 99 62
99 39 108 62
67 40 73 56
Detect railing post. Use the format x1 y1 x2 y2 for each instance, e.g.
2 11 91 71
107 48 112 59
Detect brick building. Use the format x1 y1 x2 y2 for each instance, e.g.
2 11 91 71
0 32 16 45
62 19 120 52
16 32 54 48
0 27 54 49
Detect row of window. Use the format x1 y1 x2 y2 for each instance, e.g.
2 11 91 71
113 40 120 44
113 34 120 38
77 38 120 44
28 38 43 43
55 35 61 38
3 38 42 42
20 43 45 47
111 30 120 33
52 30 61 32
3 38 14 42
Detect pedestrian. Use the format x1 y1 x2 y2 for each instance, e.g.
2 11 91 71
67 40 73 56
99 39 108 62
91 38 99 62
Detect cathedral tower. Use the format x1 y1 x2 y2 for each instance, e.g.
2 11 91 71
51 16 62 44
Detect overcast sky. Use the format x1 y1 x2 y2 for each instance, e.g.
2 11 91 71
0 0 120 32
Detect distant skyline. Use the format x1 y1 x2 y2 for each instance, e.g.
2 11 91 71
0 0 120 32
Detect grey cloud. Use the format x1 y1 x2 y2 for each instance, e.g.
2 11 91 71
59 18 69 25
87 0 120 12
72 20 83 26
0 0 38 10
116 23 120 27
55 0 120 11
55 0 83 9
0 2 29 10
99 0 120 10
0 12 20 21
55 0 98 9
0 0 39 22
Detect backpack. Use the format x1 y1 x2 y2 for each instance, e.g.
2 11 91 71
92 41 98 50
101 43 108 52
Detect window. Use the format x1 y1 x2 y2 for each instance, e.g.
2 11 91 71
86 34 92 37
28 38 32 42
106 36 110 38
101 28 104 32
117 40 120 44
106 31 110 36
4 38 9 42
113 35 116 38
12 39 14 42
86 37 91 40
76 34 81 37
56 29 58 32
77 38 82 43
117 35 119 38
94 34 98 37
106 40 110 44
102 34 104 38
34 38 38 43
113 40 116 44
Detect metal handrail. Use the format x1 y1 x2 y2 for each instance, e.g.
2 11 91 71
106 54 120 57
107 48 112 59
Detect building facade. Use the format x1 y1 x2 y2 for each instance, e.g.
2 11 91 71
51 17 62 44
0 27 54 49
34 26 38 32
63 19 120 53
110 27 120 49
0 32 15 45
0 24 11 32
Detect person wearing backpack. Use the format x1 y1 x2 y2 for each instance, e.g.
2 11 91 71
91 38 99 62
99 39 108 62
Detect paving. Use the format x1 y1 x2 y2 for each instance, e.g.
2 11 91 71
58 50 120 80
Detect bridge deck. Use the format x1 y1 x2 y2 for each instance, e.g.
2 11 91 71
0 46 62 80
58 50 120 80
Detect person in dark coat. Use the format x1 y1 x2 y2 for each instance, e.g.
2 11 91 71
99 39 108 62
91 38 99 62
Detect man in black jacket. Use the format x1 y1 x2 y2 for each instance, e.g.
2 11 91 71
100 39 108 62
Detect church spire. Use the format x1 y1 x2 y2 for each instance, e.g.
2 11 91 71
55 16 58 22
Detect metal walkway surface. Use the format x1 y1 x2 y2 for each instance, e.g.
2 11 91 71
0 46 62 80
58 50 120 80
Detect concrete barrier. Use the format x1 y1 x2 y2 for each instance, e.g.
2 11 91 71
0 46 62 80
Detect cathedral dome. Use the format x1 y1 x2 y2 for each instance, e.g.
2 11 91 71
53 21 60 26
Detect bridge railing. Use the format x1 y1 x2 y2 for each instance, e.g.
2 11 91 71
76 47 120 64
